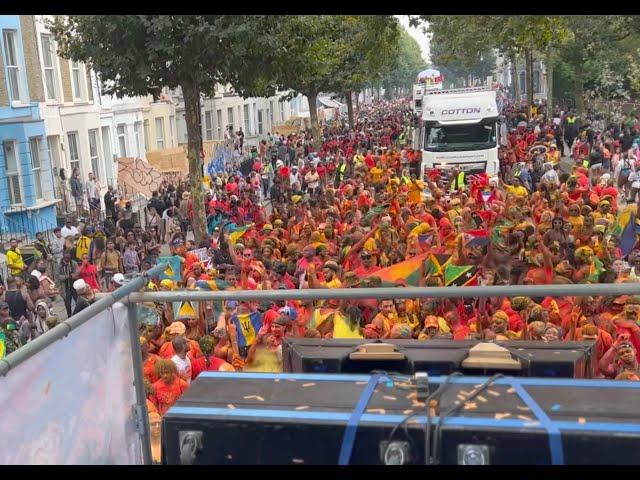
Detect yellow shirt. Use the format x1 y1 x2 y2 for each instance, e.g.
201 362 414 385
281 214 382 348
6 249 24 276
505 184 528 198
332 311 363 339
407 180 425 204
370 167 383 183
323 278 342 289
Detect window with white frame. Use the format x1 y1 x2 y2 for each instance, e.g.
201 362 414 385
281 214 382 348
169 115 175 147
227 107 234 130
67 132 80 175
4 141 22 204
3 30 25 103
40 34 59 101
101 126 113 164
117 124 127 157
143 120 150 152
29 137 44 200
204 111 213 141
133 121 141 158
280 101 285 122
253 103 258 133
88 129 100 180
216 110 222 139
243 104 250 135
257 110 264 135
237 106 241 131
70 60 83 100
270 100 275 126
155 117 165 149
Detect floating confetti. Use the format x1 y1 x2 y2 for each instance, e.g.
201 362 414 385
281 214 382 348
487 390 500 397
516 406 531 411
295 406 309 411
578 417 587 424
494 413 511 420
302 382 316 388
506 387 516 394
366 408 386 415
383 395 397 401
517 415 533 421
476 395 488 403
463 402 478 410
227 404 236 410
403 409 414 415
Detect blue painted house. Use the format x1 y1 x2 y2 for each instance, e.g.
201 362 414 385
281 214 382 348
0 15 56 241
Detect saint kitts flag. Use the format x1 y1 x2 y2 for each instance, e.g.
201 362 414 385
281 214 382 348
444 263 479 287
231 311 263 348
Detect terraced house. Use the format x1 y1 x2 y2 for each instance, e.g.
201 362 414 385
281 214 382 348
0 15 56 242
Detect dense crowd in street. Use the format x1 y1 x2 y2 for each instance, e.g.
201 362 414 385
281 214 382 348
2 96 640 419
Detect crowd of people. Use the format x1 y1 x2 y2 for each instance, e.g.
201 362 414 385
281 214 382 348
3 96 640 419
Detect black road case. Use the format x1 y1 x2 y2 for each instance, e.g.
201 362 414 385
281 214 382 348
162 372 640 465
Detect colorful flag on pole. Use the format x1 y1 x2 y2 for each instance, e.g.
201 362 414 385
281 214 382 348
231 311 263 348
365 253 430 286
463 229 490 248
227 224 253 246
157 255 183 282
425 253 451 277
613 205 640 257
444 263 478 287
173 301 199 320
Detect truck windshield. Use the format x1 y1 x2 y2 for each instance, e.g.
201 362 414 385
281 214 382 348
425 122 496 151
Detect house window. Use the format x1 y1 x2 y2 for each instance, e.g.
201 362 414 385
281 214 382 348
4 141 22 205
533 70 540 94
243 104 250 135
204 111 213 141
143 120 150 152
227 107 234 130
71 61 83 100
29 137 44 200
216 109 222 139
280 101 285 122
519 71 526 94
101 126 112 164
88 129 100 180
169 115 175 147
253 103 258 133
3 30 25 103
257 110 264 135
269 101 275 126
155 117 165 149
67 132 80 175
117 124 127 157
40 34 59 101
237 106 241 131
133 121 141 158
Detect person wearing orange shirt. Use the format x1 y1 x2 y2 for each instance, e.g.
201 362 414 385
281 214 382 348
158 321 203 360
150 359 189 416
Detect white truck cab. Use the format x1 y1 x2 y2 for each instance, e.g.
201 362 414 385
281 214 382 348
419 87 500 180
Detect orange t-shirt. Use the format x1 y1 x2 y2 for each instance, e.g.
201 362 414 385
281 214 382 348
151 377 188 415
143 354 159 384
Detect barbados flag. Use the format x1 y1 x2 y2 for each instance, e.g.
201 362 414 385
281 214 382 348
231 311 263 348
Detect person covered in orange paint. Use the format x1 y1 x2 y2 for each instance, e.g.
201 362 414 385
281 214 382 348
150 358 189 416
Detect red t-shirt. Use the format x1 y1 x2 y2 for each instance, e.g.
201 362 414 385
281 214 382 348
191 355 228 378
151 378 188 415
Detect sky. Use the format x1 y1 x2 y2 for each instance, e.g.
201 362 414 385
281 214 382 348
396 15 431 64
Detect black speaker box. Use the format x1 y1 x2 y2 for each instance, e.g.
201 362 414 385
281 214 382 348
281 338 596 378
162 372 640 465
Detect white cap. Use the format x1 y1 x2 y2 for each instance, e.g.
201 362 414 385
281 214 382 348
73 279 88 292
112 273 125 286
31 270 42 280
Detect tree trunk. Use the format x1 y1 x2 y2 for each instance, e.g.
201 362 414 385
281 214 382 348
511 53 520 102
574 61 585 115
545 48 554 120
307 91 322 151
182 81 206 243
345 91 354 128
525 49 534 117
